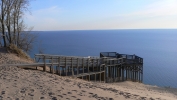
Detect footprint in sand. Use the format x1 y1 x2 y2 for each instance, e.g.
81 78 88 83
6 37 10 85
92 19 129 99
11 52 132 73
62 93 67 95
58 95 63 98
119 91 124 95
20 90 26 94
40 97 45 99
57 90 62 93
15 98 20 100
0 96 3 99
149 97 155 100
48 92 55 96
139 97 147 100
1 91 5 95
89 92 93 95
52 97 57 100
91 94 98 98
109 98 114 100
28 93 34 96
81 90 86 92
72 90 77 92
71 96 76 98
133 94 139 97
30 89 35 92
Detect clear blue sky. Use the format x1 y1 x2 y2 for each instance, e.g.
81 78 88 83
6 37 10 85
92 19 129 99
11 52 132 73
25 0 177 31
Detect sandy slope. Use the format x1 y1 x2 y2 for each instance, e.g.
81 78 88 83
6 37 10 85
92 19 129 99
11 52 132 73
0 49 177 100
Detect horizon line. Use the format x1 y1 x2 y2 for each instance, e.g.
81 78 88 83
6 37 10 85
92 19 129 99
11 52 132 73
31 28 177 32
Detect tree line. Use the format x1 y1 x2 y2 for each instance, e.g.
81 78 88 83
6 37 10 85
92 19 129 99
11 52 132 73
0 0 35 53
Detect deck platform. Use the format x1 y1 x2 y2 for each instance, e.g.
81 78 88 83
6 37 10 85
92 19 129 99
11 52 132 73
2 52 143 83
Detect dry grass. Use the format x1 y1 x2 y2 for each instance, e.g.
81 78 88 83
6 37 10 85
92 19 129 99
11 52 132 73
7 44 31 60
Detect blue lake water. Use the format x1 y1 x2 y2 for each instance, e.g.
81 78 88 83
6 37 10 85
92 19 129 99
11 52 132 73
30 29 177 88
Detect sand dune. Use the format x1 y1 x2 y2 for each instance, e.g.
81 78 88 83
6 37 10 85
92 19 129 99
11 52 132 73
1 66 177 100
0 51 177 100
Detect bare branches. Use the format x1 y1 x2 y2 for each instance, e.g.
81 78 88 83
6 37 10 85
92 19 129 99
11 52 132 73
0 0 35 53
18 27 37 53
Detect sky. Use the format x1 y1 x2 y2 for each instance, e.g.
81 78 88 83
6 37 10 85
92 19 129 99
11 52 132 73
25 0 177 31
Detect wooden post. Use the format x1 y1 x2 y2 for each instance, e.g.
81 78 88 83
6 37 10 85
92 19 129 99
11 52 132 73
71 58 74 76
129 67 130 81
108 66 110 78
97 59 99 71
122 65 124 81
92 59 94 72
77 58 79 76
134 66 136 82
43 56 46 72
126 67 128 80
117 67 119 81
51 57 54 74
129 67 131 81
132 66 134 82
115 65 117 80
126 66 128 80
58 57 61 76
141 65 143 83
56 66 58 74
95 73 96 82
104 65 106 83
65 57 67 76
135 65 138 82
132 67 134 81
114 65 116 79
68 58 70 73
139 66 141 82
130 65 133 81
87 59 90 81
82 58 84 79
99 60 101 82
34 56 37 70
117 67 118 81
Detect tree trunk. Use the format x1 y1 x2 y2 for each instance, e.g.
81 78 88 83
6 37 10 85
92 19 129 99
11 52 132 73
1 0 7 47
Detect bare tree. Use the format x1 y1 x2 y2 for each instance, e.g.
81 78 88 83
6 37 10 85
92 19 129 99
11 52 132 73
0 0 35 53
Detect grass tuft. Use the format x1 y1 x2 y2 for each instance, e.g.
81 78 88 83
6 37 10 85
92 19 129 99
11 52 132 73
7 44 31 60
